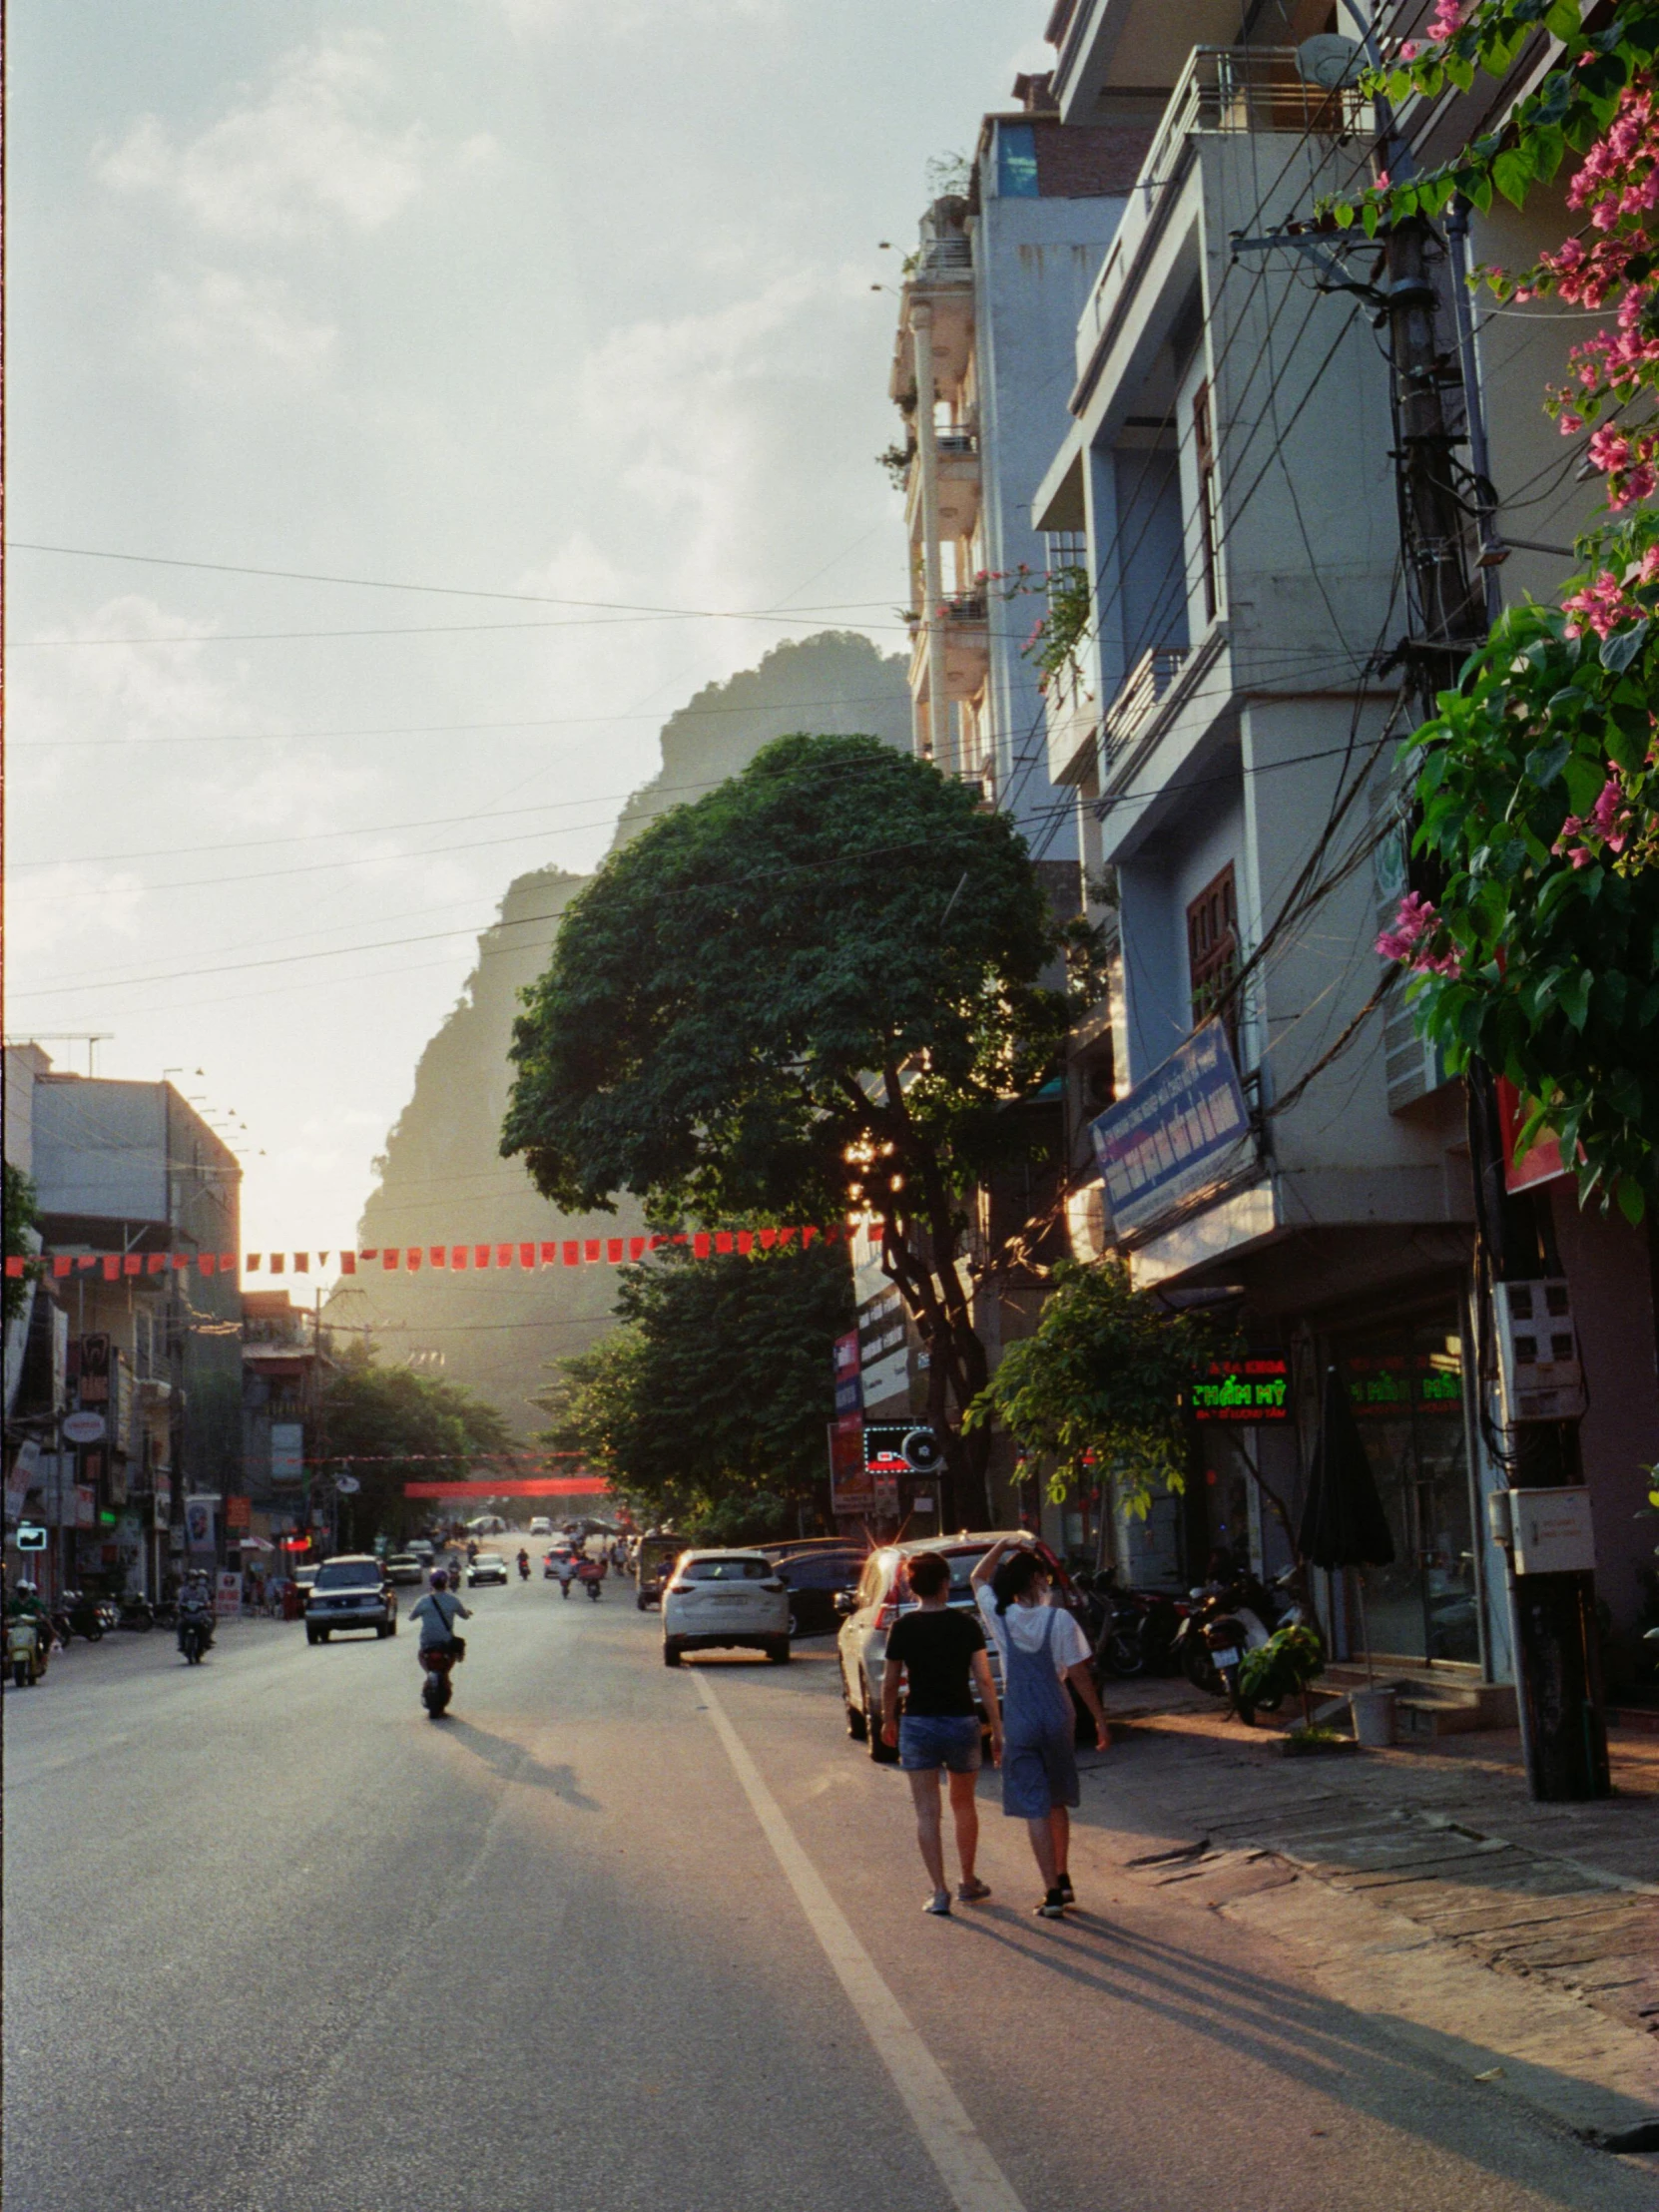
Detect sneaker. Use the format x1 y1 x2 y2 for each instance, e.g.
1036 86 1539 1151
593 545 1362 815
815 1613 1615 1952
1056 1875 1075 1907
1035 1888 1066 1920
923 1890 952 1917
956 1877 992 1905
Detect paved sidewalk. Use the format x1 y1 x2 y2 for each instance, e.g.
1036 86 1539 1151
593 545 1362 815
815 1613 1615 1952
1064 1674 1659 2157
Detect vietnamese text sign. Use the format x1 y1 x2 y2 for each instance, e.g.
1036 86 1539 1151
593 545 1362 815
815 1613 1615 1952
1088 1022 1252 1238
1191 1355 1290 1422
832 1329 862 1416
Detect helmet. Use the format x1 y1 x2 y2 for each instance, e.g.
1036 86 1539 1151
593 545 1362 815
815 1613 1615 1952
430 1569 448 1591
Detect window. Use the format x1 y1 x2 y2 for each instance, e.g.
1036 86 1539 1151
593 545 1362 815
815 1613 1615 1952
1187 864 1240 1048
1192 380 1221 620
682 1557 771 1582
996 123 1039 198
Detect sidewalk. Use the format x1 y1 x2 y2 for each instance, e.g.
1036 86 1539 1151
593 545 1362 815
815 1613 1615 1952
1071 1673 1659 2157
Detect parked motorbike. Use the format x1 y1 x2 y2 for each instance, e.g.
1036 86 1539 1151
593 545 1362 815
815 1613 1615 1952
6 1612 48 1687
152 1597 179 1629
177 1613 215 1664
117 1595 156 1633
420 1644 456 1718
94 1596 122 1635
63 1591 107 1643
1174 1569 1305 1724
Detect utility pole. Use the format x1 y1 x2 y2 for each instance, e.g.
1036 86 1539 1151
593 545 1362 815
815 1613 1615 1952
1382 210 1609 1801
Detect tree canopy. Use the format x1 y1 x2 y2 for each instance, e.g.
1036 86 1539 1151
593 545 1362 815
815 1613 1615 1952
503 733 1091 1522
536 1240 852 1531
4 1163 38 1327
967 1261 1233 1517
320 1353 514 1540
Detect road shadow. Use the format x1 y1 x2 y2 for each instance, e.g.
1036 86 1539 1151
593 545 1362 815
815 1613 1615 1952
940 1904 1650 2202
442 1719 600 1810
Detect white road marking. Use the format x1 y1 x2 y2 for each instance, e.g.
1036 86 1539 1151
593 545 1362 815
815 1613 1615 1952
697 1671 1028 2212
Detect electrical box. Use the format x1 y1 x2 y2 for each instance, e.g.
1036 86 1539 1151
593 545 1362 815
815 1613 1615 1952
1508 1486 1597 1576
1494 1278 1586 1422
1484 1488 1512 1549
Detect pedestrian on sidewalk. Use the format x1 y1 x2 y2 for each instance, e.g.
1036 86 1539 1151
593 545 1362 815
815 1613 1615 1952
879 1550 1002 1918
970 1538 1111 1920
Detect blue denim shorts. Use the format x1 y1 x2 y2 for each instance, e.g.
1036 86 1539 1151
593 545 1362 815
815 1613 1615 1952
1001 1726 1080 1818
898 1713 984 1774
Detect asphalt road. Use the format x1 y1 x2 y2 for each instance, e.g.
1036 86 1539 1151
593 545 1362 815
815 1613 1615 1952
4 1574 1647 2212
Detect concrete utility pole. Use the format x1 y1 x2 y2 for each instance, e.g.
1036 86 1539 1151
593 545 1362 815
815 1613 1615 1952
1383 212 1609 1801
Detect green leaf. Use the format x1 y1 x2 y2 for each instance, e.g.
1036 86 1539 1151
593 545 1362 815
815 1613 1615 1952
1545 0 1583 35
1524 737 1570 788
1558 969 1592 1031
1492 146 1534 208
1562 752 1607 816
1601 619 1650 674
1617 1178 1647 1227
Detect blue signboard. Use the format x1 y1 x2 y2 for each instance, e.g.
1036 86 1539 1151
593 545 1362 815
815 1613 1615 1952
1088 1022 1252 1238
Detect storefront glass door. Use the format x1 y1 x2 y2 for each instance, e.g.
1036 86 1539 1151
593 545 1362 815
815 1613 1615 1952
1334 1313 1477 1664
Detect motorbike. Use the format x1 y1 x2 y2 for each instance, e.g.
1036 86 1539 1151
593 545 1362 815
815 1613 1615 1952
177 1612 215 1664
420 1643 456 1718
582 1569 602 1603
62 1590 107 1643
6 1612 48 1687
517 1554 531 1581
1174 1569 1305 1724
117 1595 156 1633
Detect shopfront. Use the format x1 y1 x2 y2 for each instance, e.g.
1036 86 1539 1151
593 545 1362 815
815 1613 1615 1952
1331 1305 1478 1665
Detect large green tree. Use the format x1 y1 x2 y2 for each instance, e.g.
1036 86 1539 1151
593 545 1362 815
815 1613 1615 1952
502 733 1089 1525
320 1353 514 1541
537 1240 852 1529
3 1163 39 1327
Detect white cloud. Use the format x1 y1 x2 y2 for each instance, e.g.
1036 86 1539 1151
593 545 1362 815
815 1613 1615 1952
93 33 432 243
153 268 337 390
6 863 147 961
490 0 780 34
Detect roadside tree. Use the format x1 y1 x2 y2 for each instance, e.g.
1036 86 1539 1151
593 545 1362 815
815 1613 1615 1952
502 733 1094 1525
320 1352 514 1542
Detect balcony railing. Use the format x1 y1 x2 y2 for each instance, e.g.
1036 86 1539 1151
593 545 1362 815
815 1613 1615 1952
1078 47 1372 369
1102 646 1189 764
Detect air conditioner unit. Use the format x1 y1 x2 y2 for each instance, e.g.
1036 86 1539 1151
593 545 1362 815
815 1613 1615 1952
1493 1278 1585 1423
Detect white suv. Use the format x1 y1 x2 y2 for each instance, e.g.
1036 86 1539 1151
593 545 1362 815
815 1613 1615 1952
834 1533 1082 1762
662 1551 791 1667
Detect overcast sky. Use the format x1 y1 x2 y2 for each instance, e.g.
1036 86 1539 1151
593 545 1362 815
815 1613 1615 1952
9 1 1051 1259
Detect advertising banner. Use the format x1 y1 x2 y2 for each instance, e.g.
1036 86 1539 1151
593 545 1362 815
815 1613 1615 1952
269 1422 304 1486
215 1571 244 1619
828 1413 869 1514
184 1494 218 1553
832 1330 862 1416
1089 1022 1253 1238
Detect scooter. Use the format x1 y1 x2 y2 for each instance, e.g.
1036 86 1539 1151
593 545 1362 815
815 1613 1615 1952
517 1554 531 1582
63 1591 107 1643
582 1569 603 1603
6 1613 47 1687
420 1644 455 1718
177 1613 215 1664
117 1595 156 1633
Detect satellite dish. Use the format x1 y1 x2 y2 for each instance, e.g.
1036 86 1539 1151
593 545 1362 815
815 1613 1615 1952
901 1427 943 1475
1296 34 1362 90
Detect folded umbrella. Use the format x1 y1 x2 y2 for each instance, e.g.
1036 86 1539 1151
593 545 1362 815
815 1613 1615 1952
1299 1365 1394 1685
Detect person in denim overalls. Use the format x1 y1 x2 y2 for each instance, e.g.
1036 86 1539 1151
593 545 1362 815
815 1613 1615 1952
971 1539 1111 1919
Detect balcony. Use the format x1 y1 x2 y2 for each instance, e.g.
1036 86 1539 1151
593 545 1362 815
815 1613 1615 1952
1075 47 1372 380
908 593 991 705
905 426 981 543
1045 656 1099 787
1102 646 1189 766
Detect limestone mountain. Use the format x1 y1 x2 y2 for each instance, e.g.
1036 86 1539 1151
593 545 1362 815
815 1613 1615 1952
334 632 909 1435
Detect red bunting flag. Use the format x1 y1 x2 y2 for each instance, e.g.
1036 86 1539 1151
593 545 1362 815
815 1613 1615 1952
475 1245 491 1270
407 1248 422 1273
431 1247 447 1268
520 1243 536 1270
125 1255 142 1276
339 1253 356 1276
294 1253 309 1274
452 1247 468 1270
564 1241 580 1266
383 1249 400 1271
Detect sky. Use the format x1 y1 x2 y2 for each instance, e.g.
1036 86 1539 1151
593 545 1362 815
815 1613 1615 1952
8 0 1052 1261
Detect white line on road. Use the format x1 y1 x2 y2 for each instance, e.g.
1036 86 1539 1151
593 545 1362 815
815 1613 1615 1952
697 1672 1028 2212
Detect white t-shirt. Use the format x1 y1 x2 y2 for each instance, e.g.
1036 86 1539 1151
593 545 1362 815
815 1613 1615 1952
975 1586 1092 1678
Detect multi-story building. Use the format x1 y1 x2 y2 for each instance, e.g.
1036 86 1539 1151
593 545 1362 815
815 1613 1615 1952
1028 0 1654 1738
4 1047 243 1597
242 1291 334 1564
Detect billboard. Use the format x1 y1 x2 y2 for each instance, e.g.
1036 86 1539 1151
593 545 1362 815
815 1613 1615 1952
1089 1021 1253 1238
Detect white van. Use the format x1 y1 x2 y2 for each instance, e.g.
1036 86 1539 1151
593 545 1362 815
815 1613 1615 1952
528 1516 553 1537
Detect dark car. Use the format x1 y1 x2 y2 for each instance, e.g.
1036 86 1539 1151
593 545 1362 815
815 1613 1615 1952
383 1553 425 1587
773 1546 867 1637
304 1556 398 1644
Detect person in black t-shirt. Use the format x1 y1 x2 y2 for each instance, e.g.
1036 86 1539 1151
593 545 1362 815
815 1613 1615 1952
879 1550 1002 1917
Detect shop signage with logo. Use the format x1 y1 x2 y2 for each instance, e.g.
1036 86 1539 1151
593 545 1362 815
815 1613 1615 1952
1089 1022 1253 1238
226 1494 252 1530
62 1410 107 1446
1191 1355 1290 1423
78 1334 112 1405
832 1330 862 1416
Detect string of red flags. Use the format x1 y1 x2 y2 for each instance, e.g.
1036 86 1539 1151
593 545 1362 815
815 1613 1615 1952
5 1223 847 1283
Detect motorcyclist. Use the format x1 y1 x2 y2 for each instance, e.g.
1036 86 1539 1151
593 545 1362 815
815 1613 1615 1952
550 1547 578 1599
410 1569 471 1668
516 1547 531 1580
177 1570 216 1656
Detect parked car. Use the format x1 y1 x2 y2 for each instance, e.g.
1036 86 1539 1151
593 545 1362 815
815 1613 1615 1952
834 1533 1086 1760
406 1540 435 1565
662 1551 791 1667
772 1545 867 1637
528 1516 553 1537
467 1552 508 1587
383 1553 425 1587
304 1556 398 1644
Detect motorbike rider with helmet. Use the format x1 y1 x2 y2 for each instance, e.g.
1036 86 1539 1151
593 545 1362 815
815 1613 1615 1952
176 1569 216 1658
516 1547 531 1581
410 1569 471 1709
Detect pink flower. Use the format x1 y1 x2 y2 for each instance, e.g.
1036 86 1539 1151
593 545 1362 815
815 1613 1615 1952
1559 411 1585 435
1427 1 1467 39
1376 168 1391 190
1399 42 1418 62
